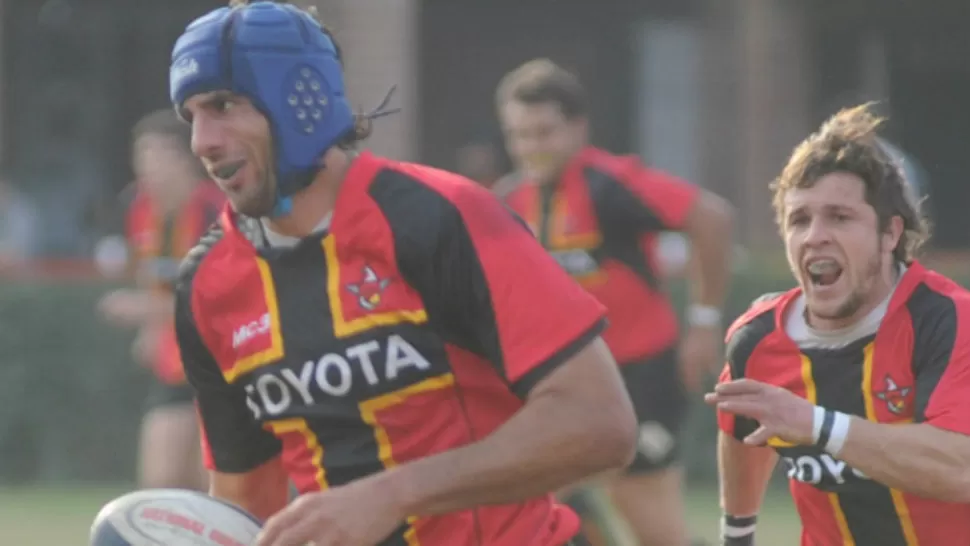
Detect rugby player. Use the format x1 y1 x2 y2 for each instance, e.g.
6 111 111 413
169 2 638 546
98 109 223 490
710 103 970 545
497 58 734 546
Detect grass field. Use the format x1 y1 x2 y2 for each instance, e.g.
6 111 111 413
0 483 800 545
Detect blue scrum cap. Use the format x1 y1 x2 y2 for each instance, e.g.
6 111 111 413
169 1 353 215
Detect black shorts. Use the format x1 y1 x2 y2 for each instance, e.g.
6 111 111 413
144 381 195 411
619 346 688 474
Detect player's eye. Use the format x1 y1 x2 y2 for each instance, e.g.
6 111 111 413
214 98 236 113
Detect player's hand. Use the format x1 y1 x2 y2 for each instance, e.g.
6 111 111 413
678 324 722 392
705 378 815 446
255 474 406 546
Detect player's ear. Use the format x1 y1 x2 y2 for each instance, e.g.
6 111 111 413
884 215 904 252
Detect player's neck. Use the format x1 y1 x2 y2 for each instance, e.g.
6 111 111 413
264 149 354 238
156 184 194 216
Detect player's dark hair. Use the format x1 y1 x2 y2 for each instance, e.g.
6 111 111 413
133 109 192 151
771 103 929 264
227 0 372 147
495 58 588 120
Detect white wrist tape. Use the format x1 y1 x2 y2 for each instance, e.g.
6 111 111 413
721 514 757 545
811 405 851 457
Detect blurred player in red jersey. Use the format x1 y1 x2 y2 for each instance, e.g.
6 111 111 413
710 104 970 546
496 58 734 546
98 109 224 490
168 2 638 546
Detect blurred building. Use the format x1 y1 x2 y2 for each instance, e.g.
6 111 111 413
0 0 967 253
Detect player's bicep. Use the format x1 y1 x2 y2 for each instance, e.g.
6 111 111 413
175 287 282 473
914 301 970 435
526 336 637 457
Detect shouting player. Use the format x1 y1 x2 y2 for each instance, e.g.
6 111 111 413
169 2 638 546
710 104 970 546
497 58 734 546
98 109 223 490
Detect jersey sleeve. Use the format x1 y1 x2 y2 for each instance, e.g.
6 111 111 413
591 159 700 234
375 171 608 397
717 309 776 441
175 258 282 473
913 297 970 436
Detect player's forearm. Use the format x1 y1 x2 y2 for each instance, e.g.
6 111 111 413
836 419 970 502
209 459 290 521
718 432 778 515
686 193 734 307
384 391 636 516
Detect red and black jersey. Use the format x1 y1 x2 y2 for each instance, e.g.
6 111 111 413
174 151 608 546
126 181 225 291
717 263 970 546
504 146 699 364
126 181 224 384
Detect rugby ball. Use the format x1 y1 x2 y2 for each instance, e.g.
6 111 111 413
90 489 262 546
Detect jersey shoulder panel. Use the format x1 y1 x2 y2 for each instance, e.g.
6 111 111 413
724 289 794 378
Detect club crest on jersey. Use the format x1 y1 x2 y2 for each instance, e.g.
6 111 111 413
346 265 391 311
874 374 912 415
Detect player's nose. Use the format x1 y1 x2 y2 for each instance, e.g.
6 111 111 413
190 114 226 161
803 217 833 246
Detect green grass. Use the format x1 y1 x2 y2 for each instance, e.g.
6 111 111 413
0 484 800 545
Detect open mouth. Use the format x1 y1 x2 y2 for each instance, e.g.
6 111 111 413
805 258 843 288
211 160 245 182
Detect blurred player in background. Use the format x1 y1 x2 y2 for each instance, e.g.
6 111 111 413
169 2 638 545
712 104 970 546
497 58 734 546
98 109 224 490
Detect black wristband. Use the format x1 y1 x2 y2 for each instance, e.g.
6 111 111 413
722 514 756 546
816 408 836 449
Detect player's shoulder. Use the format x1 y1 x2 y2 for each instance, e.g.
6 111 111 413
577 147 632 177
176 209 233 292
897 262 970 337
579 147 684 197
358 152 510 231
725 289 794 361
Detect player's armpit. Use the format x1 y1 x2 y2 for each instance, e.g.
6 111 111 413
833 419 970 503
209 456 289 521
380 336 637 517
717 431 777 516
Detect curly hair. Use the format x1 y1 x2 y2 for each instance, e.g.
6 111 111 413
771 103 929 263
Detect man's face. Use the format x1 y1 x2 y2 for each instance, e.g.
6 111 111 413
782 172 901 327
182 91 277 217
499 100 585 185
133 134 195 204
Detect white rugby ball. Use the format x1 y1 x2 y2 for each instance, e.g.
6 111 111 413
90 489 262 546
